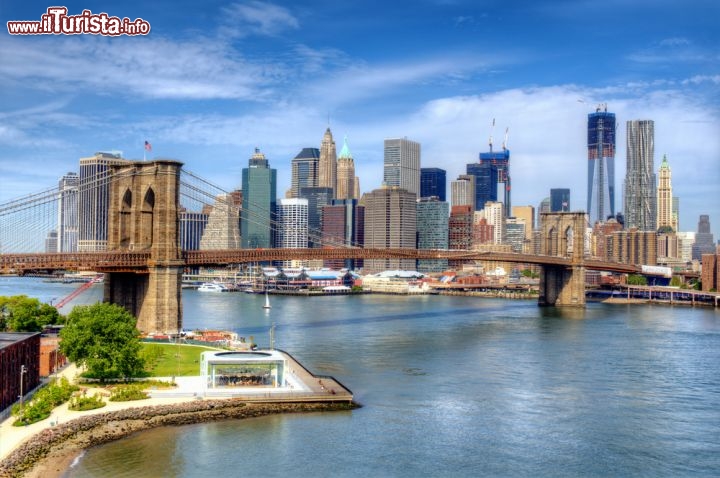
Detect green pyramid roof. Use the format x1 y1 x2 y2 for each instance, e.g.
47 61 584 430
339 135 352 159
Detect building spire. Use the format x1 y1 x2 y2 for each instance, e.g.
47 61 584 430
339 135 352 159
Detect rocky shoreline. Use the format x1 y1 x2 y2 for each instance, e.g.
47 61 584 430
0 399 358 478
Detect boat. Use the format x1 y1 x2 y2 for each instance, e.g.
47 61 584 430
197 283 228 292
263 291 272 309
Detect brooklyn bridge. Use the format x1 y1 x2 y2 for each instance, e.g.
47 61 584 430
0 160 639 334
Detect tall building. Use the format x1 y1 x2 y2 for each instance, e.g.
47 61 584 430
299 187 333 247
656 155 674 231
466 162 498 211
318 128 337 196
477 201 505 245
383 138 421 197
420 168 446 201
692 215 715 260
78 152 128 251
45 230 58 253
550 188 570 212
677 231 695 263
449 205 473 251
290 148 319 198
277 198 309 268
624 120 656 231
451 175 475 208
179 211 209 250
505 218 526 253
476 145 511 216
57 172 79 252
199 194 240 250
336 136 358 200
241 148 277 249
416 198 449 273
587 105 616 224
538 197 551 216
362 187 417 272
512 206 535 239
700 245 720 292
321 199 364 270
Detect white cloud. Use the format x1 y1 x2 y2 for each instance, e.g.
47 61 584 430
220 1 299 38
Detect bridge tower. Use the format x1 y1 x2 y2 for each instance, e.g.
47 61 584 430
104 160 184 334
538 212 586 307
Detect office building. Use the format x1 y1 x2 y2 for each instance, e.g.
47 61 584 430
321 199 364 270
472 215 494 247
700 245 720 292
45 230 58 253
78 152 129 251
478 201 505 245
179 211 209 250
550 188 570 212
420 168 446 201
587 106 616 224
451 175 475 208
241 148 277 249
57 172 79 252
449 205 473 250
677 231 695 263
336 136 358 200
466 162 498 212
692 215 715 260
624 120 656 231
512 206 535 239
416 198 449 273
290 148 319 198
200 194 241 250
299 187 334 247
362 187 417 272
505 218 526 253
318 128 337 195
475 144 511 215
277 199 309 267
656 155 674 231
384 138 421 197
605 228 657 265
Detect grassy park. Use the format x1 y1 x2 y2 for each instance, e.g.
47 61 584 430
140 342 220 377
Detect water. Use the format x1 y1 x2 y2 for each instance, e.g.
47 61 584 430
2 278 720 477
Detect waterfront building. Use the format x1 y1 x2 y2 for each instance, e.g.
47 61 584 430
0 332 41 414
657 155 674 231
57 172 79 252
420 168 446 201
277 198 309 268
692 215 715 260
179 211 209 250
241 148 277 249
451 175 475 208
550 188 570 212
512 206 535 240
700 245 720 292
299 187 334 247
587 106 616 225
591 219 623 260
321 199 364 270
384 138 421 197
606 228 657 266
199 194 241 250
290 148 319 198
78 152 129 251
624 120 656 231
657 232 679 264
416 197 449 273
466 162 498 211
362 186 417 272
318 128 337 196
336 136 358 200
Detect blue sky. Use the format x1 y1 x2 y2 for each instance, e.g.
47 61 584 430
0 0 718 233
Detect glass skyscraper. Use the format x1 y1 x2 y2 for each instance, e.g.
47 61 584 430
420 167 446 201
383 138 421 197
290 148 319 198
550 188 570 212
587 106 616 224
416 197 449 272
241 148 277 249
466 162 498 212
624 120 656 231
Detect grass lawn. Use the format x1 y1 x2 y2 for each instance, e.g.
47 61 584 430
141 342 220 377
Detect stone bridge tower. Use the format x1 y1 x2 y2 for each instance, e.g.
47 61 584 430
538 212 587 307
104 160 183 334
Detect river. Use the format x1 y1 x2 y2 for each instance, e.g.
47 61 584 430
2 277 719 477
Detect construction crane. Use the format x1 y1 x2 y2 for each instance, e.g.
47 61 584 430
488 118 495 153
502 127 509 151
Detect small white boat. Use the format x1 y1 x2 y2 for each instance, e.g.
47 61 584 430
263 291 272 309
198 283 228 292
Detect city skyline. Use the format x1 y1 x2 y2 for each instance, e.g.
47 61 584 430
0 1 718 232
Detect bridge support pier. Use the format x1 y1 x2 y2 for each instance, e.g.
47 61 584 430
538 212 587 307
538 265 586 307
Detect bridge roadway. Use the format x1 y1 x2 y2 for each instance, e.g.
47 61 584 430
0 249 640 275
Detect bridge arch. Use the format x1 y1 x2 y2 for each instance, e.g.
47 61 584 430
538 212 587 307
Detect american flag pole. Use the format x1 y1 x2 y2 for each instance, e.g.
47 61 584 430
144 140 152 161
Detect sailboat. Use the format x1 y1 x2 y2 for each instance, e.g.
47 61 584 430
263 290 272 309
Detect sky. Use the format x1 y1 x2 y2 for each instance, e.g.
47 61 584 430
0 0 718 234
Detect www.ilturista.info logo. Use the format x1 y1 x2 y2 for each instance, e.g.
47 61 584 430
7 7 151 36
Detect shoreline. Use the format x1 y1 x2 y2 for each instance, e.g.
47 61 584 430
0 399 358 478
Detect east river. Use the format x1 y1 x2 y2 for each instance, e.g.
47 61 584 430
2 277 720 477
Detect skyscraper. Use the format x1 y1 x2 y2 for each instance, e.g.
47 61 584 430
624 120 656 231
587 105 616 224
336 136 358 200
451 175 475 208
383 138 421 197
299 186 333 247
656 155 674 231
362 186 417 272
466 162 498 211
420 167 446 201
511 206 535 239
321 199 364 270
57 172 79 252
416 197 449 273
277 198 309 252
78 152 128 251
318 128 337 196
199 194 241 250
179 211 209 250
290 147 319 198
241 148 277 249
476 143 511 216
550 188 570 212
692 215 715 260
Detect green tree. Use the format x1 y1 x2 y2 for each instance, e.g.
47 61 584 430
0 295 62 332
60 303 145 381
670 276 682 287
627 274 648 286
